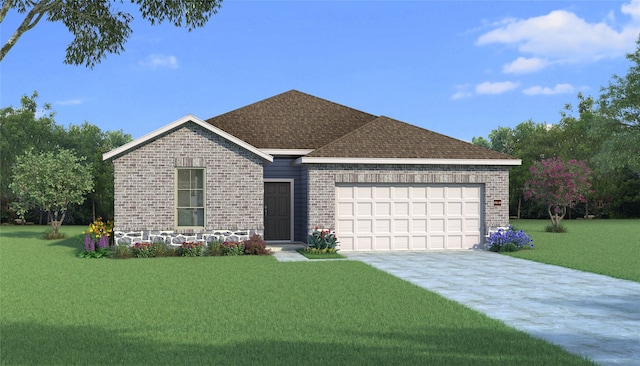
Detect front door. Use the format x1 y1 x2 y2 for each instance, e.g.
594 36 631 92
264 182 291 241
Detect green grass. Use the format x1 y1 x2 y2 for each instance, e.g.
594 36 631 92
0 225 593 365
297 248 346 259
508 219 640 282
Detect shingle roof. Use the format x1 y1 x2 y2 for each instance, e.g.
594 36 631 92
205 90 517 162
307 116 515 160
206 90 378 149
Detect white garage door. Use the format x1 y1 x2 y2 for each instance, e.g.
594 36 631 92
336 184 482 251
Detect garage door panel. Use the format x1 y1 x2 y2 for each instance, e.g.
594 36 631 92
336 184 481 251
412 202 427 216
357 237 373 250
357 202 373 216
394 202 409 216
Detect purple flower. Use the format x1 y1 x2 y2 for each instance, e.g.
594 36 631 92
98 235 109 249
84 234 93 252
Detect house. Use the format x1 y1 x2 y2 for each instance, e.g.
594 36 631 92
103 90 521 251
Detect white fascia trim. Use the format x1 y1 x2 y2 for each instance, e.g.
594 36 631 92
103 114 273 162
295 157 522 166
260 149 314 156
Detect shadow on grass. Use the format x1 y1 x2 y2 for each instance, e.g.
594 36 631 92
0 321 593 365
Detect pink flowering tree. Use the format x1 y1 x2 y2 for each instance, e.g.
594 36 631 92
524 157 593 230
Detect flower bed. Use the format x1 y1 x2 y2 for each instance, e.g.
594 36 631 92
486 226 534 252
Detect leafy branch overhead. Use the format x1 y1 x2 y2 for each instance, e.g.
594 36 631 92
0 0 224 67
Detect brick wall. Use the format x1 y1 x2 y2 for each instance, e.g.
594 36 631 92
112 122 264 233
306 164 510 233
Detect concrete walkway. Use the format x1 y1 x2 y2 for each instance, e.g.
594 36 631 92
343 251 640 366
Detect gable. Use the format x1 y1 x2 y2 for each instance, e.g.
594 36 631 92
103 115 273 162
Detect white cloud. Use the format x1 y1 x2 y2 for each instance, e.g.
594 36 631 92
476 1 640 73
139 54 179 69
475 81 520 95
55 99 82 106
503 57 547 74
523 83 575 95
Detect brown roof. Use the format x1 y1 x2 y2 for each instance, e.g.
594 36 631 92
306 116 515 160
206 90 377 149
205 90 516 161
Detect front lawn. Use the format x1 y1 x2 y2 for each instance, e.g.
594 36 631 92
0 225 592 365
509 219 640 282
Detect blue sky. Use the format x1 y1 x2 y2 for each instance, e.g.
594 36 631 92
2 0 639 142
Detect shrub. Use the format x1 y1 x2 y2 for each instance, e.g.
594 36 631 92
131 242 154 258
180 242 205 257
307 227 339 251
486 226 534 252
545 223 567 233
243 234 272 255
220 241 244 256
111 245 132 259
208 240 223 256
85 217 113 243
303 247 337 254
151 242 176 257
43 229 66 240
78 233 109 258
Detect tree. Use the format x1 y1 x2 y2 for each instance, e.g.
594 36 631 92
524 157 593 231
1 0 223 67
10 148 94 235
596 36 640 175
0 92 65 221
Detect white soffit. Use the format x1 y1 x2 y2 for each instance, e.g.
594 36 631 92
295 157 522 166
102 114 273 162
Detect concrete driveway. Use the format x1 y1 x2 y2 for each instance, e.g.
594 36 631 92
344 250 640 366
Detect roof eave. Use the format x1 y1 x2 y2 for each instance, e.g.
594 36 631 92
295 157 522 166
102 114 274 162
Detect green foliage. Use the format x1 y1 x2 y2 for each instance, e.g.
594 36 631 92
207 241 223 256
180 242 205 257
1 1 224 67
299 247 344 259
131 242 154 258
307 227 339 251
220 241 245 256
10 148 94 234
111 245 132 259
545 223 567 233
42 229 66 240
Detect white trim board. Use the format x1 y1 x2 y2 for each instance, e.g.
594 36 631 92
295 157 522 166
103 114 273 162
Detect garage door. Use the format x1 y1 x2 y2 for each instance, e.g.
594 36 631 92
336 184 482 251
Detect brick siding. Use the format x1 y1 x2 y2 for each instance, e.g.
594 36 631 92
112 122 264 233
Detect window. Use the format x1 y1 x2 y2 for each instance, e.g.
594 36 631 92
176 169 204 227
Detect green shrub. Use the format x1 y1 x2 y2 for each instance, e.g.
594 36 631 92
180 242 205 257
43 229 66 240
220 241 244 256
111 245 132 259
151 242 175 257
208 241 223 256
243 234 272 255
307 227 339 251
545 223 567 233
131 242 154 258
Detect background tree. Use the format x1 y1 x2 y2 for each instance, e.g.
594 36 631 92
0 92 65 221
524 157 593 231
596 36 640 175
1 0 224 67
10 148 94 235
